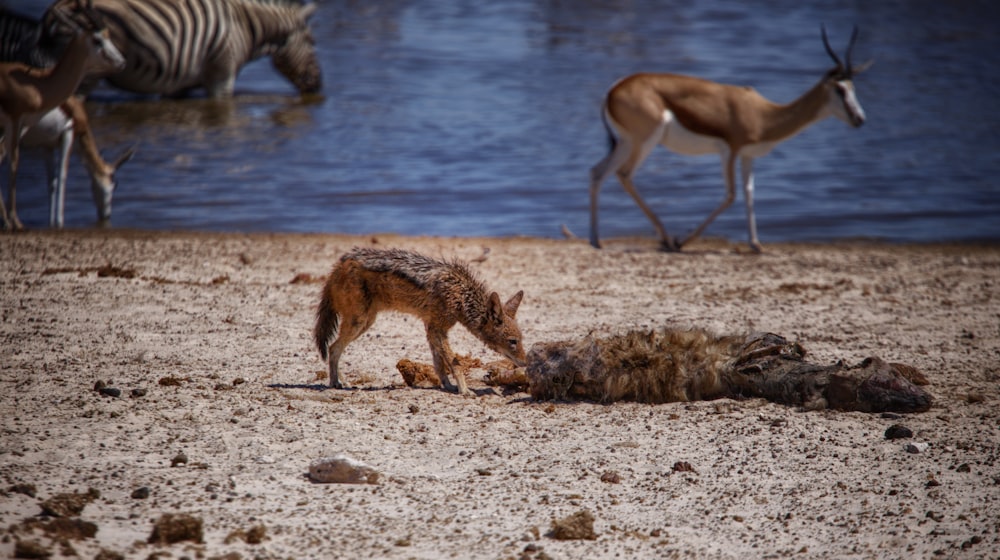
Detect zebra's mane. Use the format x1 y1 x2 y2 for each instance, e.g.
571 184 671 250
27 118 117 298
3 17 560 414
0 8 58 67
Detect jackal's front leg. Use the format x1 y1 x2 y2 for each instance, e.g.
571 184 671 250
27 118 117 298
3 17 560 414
426 327 470 396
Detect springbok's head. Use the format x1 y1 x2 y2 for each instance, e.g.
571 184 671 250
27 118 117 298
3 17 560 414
821 25 872 128
272 3 323 95
51 0 125 75
89 146 136 223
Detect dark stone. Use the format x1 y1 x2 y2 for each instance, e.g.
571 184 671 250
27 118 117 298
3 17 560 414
884 424 913 440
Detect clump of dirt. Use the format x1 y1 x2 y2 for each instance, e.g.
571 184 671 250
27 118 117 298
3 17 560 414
224 524 267 545
148 513 204 545
396 355 487 388
397 359 439 387
39 488 99 518
14 539 50 559
21 518 98 540
549 510 598 541
483 360 526 388
290 272 325 284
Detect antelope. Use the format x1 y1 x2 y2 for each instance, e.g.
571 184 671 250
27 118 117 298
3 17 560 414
0 1 125 230
589 27 871 253
0 97 135 227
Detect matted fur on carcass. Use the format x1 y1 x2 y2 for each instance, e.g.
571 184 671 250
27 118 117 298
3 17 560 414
525 328 931 413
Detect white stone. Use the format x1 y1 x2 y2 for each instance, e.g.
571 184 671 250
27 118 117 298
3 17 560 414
905 442 930 454
308 454 380 484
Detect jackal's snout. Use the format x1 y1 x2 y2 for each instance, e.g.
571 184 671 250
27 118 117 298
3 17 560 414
504 340 528 368
485 290 527 367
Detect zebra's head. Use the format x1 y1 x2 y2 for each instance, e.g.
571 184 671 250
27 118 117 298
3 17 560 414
271 3 322 94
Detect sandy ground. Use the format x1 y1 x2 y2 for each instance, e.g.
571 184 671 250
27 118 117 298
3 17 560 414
1 230 998 559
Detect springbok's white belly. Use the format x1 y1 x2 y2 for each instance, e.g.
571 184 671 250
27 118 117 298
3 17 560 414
659 110 777 158
660 110 725 156
21 109 72 148
0 109 71 150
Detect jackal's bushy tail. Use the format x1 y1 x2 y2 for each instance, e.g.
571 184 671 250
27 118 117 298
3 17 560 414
314 285 338 360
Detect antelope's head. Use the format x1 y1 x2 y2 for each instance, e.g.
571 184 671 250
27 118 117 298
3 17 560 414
51 0 126 74
89 146 136 223
821 25 872 128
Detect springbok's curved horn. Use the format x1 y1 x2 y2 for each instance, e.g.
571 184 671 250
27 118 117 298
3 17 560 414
51 8 81 33
821 25 843 69
71 0 104 30
845 26 859 73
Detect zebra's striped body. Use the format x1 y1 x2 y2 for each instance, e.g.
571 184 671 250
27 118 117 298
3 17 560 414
45 0 322 98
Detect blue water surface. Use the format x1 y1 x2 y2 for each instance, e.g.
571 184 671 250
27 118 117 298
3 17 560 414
6 0 1000 243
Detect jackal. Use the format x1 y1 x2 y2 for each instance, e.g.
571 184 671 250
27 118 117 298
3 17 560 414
314 247 526 396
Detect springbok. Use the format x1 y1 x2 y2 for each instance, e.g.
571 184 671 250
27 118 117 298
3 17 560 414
589 27 871 253
0 1 125 230
0 97 135 227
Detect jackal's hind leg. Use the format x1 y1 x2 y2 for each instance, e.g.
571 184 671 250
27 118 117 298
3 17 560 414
327 313 377 389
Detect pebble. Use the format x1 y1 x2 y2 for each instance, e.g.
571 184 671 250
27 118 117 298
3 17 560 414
905 442 930 454
131 487 150 500
99 387 122 398
884 424 913 440
600 471 622 484
672 461 696 473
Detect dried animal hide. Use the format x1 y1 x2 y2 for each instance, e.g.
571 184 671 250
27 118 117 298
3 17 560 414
526 329 932 413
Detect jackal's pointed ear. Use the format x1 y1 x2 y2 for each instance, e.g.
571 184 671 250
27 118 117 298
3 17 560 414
488 292 504 322
503 290 524 317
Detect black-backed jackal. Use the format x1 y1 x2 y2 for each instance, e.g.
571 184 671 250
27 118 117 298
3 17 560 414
314 247 526 396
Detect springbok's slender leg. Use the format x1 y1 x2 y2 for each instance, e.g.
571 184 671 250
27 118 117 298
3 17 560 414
740 156 761 252
0 128 10 230
44 148 58 227
42 122 74 228
590 120 680 251
5 120 24 230
50 127 73 229
617 172 677 251
680 151 738 249
589 137 630 249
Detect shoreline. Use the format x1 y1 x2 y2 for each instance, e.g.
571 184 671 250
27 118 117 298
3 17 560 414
2 230 998 558
13 225 1000 246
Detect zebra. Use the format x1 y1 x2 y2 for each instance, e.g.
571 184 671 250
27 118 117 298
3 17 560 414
43 0 322 98
1 7 59 68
